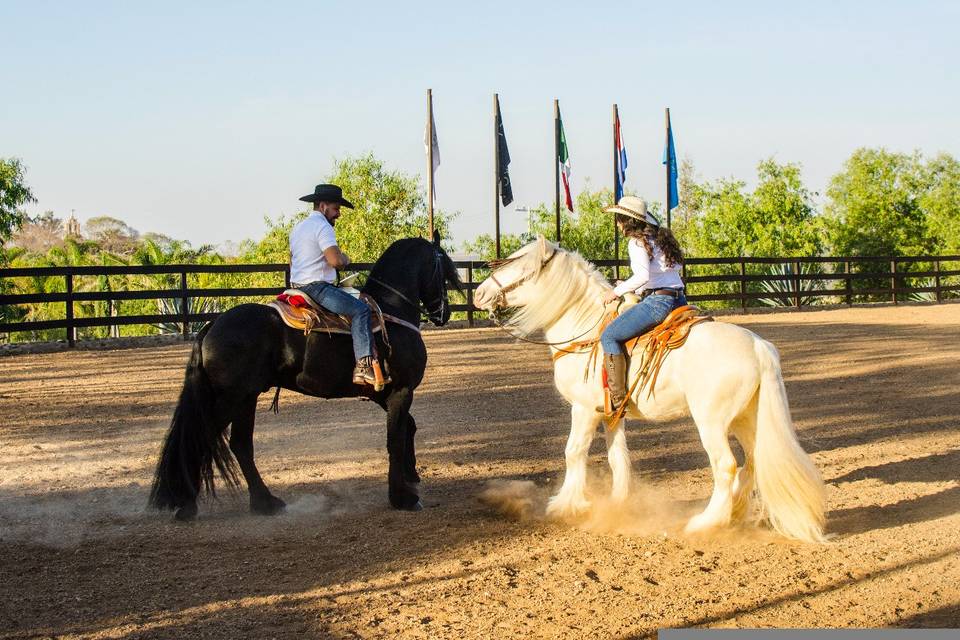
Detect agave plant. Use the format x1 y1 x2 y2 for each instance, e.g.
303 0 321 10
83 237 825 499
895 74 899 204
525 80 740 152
153 296 220 335
904 277 937 303
756 262 826 308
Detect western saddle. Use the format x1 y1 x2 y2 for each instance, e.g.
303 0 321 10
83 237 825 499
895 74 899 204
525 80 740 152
553 296 713 424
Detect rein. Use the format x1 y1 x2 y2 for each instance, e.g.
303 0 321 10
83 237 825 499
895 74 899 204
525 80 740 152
367 245 449 322
491 309 606 349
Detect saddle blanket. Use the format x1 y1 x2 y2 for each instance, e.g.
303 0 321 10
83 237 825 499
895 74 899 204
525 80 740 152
266 288 421 336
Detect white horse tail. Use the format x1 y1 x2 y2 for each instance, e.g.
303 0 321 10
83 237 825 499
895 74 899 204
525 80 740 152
752 338 828 543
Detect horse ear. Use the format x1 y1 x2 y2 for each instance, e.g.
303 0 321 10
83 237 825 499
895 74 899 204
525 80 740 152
432 228 441 246
537 235 554 261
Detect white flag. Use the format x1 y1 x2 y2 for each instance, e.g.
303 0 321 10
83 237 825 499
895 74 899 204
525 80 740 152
424 107 440 199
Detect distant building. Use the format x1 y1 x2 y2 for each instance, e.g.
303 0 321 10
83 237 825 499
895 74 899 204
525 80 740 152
65 214 81 237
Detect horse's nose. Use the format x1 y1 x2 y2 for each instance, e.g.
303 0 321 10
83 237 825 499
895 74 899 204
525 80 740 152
473 281 493 309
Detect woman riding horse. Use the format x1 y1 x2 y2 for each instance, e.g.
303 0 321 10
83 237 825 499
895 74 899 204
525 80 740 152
600 196 688 414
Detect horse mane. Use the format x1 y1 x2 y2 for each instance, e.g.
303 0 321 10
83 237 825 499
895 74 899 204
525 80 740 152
505 243 612 337
365 237 463 291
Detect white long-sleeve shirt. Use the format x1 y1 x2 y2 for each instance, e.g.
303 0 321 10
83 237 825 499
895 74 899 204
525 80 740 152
613 236 684 296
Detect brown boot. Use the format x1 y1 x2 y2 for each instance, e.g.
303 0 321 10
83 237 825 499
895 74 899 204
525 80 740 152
352 356 377 386
604 353 628 413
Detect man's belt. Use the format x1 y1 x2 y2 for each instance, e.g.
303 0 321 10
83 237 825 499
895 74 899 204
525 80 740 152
640 287 684 299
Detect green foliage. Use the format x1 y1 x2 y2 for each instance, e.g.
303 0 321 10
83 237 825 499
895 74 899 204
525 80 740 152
0 158 36 242
238 154 456 266
463 185 620 269
681 159 823 259
825 148 937 257
920 153 960 254
325 154 455 259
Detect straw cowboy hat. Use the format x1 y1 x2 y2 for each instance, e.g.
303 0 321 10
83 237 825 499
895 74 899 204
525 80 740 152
298 183 355 208
604 196 661 227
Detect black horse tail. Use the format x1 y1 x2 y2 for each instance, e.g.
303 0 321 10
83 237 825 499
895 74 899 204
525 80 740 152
148 323 239 511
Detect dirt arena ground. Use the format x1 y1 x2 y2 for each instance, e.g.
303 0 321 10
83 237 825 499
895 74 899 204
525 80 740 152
1 304 958 639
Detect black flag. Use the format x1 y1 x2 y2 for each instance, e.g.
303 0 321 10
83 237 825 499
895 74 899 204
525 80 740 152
496 100 514 206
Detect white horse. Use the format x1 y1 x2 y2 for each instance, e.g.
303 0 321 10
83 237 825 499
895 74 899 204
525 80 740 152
474 237 827 543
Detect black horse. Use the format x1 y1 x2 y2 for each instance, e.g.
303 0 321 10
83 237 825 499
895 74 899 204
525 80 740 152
149 232 462 520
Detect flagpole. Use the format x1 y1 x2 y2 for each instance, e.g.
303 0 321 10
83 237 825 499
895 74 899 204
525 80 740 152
613 103 620 280
427 88 435 237
494 93 501 259
554 99 561 245
665 107 671 229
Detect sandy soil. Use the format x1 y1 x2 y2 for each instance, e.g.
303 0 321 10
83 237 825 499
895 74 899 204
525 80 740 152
1 303 959 639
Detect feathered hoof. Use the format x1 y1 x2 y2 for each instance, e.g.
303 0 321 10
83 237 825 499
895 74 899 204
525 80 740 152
251 494 287 516
683 513 726 537
545 494 591 519
174 502 198 522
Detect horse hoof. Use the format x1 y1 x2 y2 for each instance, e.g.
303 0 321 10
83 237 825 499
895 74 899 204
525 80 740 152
403 499 424 512
251 495 286 516
390 494 423 511
174 503 198 522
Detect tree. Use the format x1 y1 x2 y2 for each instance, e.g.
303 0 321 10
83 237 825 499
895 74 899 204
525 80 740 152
8 211 64 253
920 152 960 254
464 185 621 264
0 158 36 242
681 159 822 259
824 148 933 257
84 216 140 254
240 154 456 265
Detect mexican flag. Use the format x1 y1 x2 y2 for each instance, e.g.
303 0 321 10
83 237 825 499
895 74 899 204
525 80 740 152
558 111 573 212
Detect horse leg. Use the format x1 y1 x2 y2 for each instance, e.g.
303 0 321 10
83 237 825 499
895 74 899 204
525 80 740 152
684 415 738 535
546 403 600 518
403 413 421 484
382 387 421 511
229 395 286 516
604 418 631 504
729 410 757 524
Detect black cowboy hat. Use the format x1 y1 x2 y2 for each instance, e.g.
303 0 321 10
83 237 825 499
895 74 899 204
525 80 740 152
298 183 354 208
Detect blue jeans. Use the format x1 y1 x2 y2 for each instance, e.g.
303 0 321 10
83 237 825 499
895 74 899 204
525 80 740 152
298 281 372 361
600 292 688 355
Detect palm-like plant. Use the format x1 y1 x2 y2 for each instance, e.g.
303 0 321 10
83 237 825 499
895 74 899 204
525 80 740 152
756 262 826 307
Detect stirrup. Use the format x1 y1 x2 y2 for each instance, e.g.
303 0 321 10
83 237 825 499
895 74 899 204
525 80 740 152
352 358 391 391
597 387 626 417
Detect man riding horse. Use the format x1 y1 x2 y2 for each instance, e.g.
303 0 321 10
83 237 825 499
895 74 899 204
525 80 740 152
290 183 380 386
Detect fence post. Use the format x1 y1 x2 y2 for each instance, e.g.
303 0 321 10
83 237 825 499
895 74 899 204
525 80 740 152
466 263 474 327
739 259 747 311
934 259 942 303
65 271 75 347
844 260 852 306
890 259 897 304
180 271 189 340
792 260 801 308
284 266 291 289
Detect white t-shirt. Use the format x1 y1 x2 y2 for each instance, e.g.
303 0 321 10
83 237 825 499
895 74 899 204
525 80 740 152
613 236 684 296
289 212 338 284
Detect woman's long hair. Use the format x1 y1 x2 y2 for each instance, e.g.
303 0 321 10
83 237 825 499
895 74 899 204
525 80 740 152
617 213 684 267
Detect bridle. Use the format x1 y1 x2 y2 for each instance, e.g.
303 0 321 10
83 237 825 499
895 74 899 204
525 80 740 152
485 250 607 348
485 251 557 311
366 248 448 325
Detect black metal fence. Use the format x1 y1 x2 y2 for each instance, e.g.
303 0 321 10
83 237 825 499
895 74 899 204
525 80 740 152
2 255 958 346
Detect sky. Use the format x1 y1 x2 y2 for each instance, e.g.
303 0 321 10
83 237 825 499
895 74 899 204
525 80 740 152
2 1 958 251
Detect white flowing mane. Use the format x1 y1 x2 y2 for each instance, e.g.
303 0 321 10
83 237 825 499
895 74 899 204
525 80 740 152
504 245 612 338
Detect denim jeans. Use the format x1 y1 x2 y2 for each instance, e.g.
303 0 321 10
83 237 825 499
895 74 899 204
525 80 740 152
600 292 688 355
298 281 372 361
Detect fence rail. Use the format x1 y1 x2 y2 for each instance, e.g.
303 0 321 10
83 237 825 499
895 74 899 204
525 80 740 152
2 255 959 346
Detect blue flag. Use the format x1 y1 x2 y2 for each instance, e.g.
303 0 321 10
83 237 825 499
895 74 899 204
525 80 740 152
662 120 678 211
